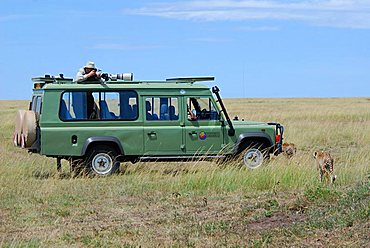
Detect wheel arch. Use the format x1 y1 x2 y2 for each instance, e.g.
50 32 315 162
234 133 273 155
81 136 124 156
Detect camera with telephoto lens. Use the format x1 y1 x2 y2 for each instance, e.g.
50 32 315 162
110 73 133 81
100 72 134 82
101 73 109 81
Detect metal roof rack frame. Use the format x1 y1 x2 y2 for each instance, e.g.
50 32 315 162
32 74 73 84
166 77 215 84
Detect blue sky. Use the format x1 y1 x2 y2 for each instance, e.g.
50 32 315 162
1 0 370 99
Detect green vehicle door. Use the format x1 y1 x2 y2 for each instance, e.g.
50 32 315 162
184 97 225 155
143 97 184 155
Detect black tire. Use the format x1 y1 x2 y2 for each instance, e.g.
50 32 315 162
239 142 269 169
84 145 120 176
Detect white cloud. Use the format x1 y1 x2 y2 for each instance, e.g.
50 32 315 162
235 26 280 32
123 0 370 29
190 37 234 43
92 43 162 50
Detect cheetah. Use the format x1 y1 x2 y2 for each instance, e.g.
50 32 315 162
282 143 297 158
313 151 337 184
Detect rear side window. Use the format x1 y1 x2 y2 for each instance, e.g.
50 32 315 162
30 96 42 114
145 97 179 121
30 96 36 111
35 96 42 114
60 91 137 121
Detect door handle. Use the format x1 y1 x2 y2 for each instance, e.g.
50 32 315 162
189 131 197 135
147 131 156 136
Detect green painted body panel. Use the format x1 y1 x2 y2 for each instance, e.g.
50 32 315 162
222 121 276 152
184 119 225 154
30 79 278 158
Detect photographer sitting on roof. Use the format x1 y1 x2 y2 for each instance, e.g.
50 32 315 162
75 61 103 83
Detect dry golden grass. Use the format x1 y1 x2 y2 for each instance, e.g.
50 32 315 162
0 98 369 247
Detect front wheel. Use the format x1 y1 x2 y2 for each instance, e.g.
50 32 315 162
241 142 269 169
85 145 120 176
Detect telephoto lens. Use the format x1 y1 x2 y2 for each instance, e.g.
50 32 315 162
110 73 133 81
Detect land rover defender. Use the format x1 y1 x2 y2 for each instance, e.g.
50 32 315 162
13 74 284 175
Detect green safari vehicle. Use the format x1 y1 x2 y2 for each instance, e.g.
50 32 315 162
13 73 284 175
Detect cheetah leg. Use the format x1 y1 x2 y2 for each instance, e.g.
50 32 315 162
325 172 330 185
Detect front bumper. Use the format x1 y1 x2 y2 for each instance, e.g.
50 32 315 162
268 122 284 154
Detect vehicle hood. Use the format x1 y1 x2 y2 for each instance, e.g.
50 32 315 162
231 120 269 126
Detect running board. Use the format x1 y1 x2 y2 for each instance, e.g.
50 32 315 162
138 155 226 162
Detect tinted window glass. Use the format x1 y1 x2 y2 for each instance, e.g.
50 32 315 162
35 96 42 114
60 91 137 121
30 96 37 111
145 97 179 121
187 97 219 121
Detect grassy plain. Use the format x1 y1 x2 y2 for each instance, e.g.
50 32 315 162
0 98 369 247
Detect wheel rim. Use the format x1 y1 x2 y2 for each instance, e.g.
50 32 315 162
91 153 113 175
243 148 264 169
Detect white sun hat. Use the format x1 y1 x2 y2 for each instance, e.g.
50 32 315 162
84 61 96 69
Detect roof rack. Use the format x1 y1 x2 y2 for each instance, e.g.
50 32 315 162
32 74 73 83
32 74 74 89
166 77 215 84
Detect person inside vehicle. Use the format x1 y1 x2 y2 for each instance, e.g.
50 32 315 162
86 92 99 119
146 101 154 120
75 61 102 83
187 104 197 120
145 101 159 120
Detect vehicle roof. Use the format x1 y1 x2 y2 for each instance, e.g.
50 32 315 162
42 81 210 90
32 76 214 92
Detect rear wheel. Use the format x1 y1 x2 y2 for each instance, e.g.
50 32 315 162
85 145 120 176
240 142 269 169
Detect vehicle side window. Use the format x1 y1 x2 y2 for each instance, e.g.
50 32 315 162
120 91 138 119
30 96 37 111
60 91 137 121
61 92 76 120
145 97 179 121
35 96 42 114
187 97 219 121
